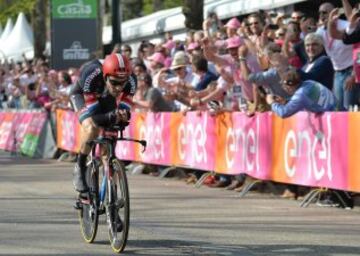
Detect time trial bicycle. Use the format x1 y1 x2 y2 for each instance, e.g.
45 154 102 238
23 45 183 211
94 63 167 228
75 124 146 253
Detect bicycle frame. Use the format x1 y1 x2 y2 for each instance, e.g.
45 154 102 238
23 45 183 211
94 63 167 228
78 124 146 252
88 127 146 209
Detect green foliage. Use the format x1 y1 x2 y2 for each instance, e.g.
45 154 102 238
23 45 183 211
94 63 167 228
163 0 182 10
0 0 37 26
138 0 182 17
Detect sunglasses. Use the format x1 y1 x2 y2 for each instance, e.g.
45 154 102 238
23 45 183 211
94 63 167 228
319 11 328 15
282 80 295 86
173 67 184 71
108 77 126 87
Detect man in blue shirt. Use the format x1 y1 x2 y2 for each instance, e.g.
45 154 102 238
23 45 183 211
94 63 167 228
266 68 337 118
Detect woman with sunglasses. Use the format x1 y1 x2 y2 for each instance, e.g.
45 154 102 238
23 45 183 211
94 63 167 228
69 53 136 195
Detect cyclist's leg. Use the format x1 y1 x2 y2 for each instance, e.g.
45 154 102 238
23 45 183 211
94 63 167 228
70 94 100 193
74 117 100 192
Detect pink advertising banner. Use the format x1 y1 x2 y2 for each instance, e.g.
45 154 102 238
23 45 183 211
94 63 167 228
55 110 360 193
171 112 217 171
215 112 273 180
0 111 47 153
270 112 349 191
0 112 16 151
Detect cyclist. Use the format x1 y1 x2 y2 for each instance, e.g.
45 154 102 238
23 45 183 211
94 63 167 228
69 53 136 195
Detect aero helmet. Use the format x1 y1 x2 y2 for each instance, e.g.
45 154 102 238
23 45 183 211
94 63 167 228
102 53 131 79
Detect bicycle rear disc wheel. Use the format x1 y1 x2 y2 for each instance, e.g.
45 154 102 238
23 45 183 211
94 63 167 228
107 159 130 253
78 161 99 243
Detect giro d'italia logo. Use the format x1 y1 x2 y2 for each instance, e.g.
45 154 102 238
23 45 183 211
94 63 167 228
63 41 90 60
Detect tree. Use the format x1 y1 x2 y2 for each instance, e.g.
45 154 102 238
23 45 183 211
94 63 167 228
136 0 182 18
122 0 143 21
153 0 164 12
0 0 36 25
32 0 46 59
182 0 203 30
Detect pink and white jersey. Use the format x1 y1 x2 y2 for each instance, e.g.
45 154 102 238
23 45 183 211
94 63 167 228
219 53 261 101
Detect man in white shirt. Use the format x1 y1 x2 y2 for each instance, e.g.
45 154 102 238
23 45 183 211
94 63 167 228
316 2 354 110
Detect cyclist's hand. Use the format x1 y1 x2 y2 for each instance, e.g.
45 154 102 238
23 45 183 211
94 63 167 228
115 109 130 124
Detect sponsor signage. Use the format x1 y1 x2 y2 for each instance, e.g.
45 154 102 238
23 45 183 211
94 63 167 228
52 0 97 19
51 0 98 69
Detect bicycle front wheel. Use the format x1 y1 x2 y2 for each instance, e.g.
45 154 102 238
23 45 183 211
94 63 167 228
107 159 130 253
78 161 99 243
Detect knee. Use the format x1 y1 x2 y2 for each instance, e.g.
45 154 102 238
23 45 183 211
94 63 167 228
81 118 98 134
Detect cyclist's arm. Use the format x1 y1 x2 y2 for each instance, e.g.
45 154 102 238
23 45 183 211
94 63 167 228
75 92 120 126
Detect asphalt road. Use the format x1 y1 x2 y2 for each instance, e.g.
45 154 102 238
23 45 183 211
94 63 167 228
1 151 360 256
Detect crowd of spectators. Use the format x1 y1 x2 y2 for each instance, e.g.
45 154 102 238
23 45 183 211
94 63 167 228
1 0 359 208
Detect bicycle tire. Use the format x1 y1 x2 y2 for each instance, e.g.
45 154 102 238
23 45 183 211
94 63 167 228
78 161 99 243
107 159 130 253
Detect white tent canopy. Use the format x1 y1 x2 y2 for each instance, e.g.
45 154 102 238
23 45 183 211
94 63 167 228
0 18 13 43
2 13 34 62
0 18 14 58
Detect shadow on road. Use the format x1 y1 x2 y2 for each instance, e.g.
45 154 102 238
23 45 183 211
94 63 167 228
1 241 359 256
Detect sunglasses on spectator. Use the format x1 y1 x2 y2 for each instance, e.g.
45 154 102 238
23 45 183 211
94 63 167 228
122 49 131 52
282 80 296 86
173 67 184 71
319 11 328 15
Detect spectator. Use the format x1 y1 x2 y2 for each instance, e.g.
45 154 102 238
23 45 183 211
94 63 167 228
317 2 354 110
266 68 337 118
133 73 176 112
157 51 198 109
291 10 304 23
282 21 303 68
328 2 360 107
274 27 286 46
7 76 22 109
121 44 133 60
132 60 148 77
294 16 318 63
224 17 241 39
240 42 290 100
191 55 218 91
299 33 334 90
147 52 165 77
140 42 155 69
203 12 223 38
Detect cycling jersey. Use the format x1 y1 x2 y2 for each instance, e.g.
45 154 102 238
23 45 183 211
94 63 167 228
70 59 137 124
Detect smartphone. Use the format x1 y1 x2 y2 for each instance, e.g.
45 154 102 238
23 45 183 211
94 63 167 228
338 8 345 15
